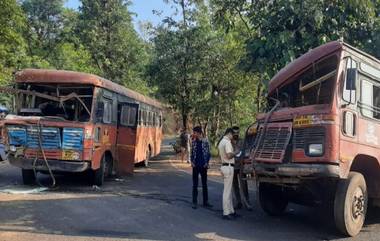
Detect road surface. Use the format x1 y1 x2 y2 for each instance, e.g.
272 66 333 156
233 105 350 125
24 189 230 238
0 140 380 241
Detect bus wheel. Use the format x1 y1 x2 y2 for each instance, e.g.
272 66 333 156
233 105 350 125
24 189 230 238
104 155 113 178
334 172 367 237
22 169 36 185
258 183 288 216
144 148 151 167
93 156 105 186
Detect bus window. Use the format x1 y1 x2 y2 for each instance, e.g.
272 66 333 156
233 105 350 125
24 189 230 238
138 109 142 125
128 106 137 126
360 79 380 119
103 99 112 124
143 110 147 126
120 105 137 127
149 112 153 126
343 58 357 103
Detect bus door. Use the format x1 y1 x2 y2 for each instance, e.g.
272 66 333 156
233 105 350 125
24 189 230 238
116 102 138 175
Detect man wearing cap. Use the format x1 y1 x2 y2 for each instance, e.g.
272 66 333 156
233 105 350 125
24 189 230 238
218 128 239 220
191 126 212 209
231 126 251 210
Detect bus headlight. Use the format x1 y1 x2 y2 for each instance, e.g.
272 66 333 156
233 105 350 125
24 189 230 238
308 144 323 156
9 145 16 152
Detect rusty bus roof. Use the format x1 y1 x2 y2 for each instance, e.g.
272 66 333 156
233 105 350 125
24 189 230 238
15 69 163 109
268 41 380 95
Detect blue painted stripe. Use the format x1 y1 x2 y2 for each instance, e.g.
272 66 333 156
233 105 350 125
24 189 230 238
26 127 61 149
62 128 83 150
7 126 26 145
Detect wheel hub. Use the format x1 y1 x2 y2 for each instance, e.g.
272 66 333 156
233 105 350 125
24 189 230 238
351 187 365 220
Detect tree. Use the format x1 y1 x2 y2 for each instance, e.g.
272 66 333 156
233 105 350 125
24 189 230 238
22 0 65 63
78 0 149 93
149 0 257 140
0 0 27 84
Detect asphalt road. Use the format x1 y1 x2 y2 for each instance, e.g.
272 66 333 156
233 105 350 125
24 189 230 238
0 141 380 241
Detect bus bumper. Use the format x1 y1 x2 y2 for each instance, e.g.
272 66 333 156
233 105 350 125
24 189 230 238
254 162 340 183
8 156 90 172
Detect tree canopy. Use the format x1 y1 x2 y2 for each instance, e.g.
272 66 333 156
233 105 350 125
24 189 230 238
0 0 378 141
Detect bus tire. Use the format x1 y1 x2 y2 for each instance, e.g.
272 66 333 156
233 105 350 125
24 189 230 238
93 156 105 186
144 148 151 167
334 172 367 237
22 169 36 185
259 182 288 216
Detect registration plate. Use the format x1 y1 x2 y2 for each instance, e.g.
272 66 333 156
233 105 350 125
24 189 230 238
293 115 314 128
62 150 80 160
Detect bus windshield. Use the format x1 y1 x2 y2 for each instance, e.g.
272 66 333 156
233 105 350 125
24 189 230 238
15 83 94 122
268 55 338 109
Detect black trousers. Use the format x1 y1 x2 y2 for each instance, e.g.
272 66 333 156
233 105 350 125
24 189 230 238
192 166 208 205
233 169 249 205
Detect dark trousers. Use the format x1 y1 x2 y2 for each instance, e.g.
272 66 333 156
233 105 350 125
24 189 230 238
233 169 249 205
192 166 208 205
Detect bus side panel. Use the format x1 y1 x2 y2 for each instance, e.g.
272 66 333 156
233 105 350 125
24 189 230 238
135 126 148 163
91 124 117 170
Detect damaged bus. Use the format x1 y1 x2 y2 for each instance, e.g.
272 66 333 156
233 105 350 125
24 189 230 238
3 69 163 186
241 41 380 236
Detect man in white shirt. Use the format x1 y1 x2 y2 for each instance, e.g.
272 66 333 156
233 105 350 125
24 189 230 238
218 128 239 220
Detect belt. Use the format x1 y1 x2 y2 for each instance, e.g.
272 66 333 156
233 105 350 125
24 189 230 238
222 163 234 167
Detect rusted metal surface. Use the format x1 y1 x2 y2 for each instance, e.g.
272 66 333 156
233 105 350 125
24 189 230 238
15 69 163 109
268 41 343 95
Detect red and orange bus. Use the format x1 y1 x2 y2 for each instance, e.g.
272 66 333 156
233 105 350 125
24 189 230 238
3 69 163 186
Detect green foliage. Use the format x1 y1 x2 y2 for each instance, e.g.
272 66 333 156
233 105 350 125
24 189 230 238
149 0 258 143
0 0 27 84
78 0 150 94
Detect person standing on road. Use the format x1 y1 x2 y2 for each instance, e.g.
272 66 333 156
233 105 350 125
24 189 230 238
218 128 239 220
191 126 212 209
180 129 191 163
231 126 251 210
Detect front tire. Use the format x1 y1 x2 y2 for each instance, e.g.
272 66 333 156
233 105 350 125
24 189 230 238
258 182 288 216
334 172 367 237
22 169 36 185
93 156 105 186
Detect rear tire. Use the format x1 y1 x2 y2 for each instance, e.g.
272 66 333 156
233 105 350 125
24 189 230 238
22 169 36 185
334 172 367 237
144 148 151 167
93 156 105 186
259 182 288 216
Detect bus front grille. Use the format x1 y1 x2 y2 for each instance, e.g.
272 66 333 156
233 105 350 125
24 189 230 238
253 122 292 162
27 127 61 149
293 127 325 149
62 128 83 150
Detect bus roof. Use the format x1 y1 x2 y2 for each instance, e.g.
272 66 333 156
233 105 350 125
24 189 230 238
15 69 163 109
268 41 380 95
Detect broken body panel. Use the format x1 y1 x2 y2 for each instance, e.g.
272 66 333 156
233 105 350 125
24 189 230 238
4 69 163 178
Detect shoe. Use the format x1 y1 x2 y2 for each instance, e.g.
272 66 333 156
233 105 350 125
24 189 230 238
192 203 197 209
203 203 213 208
235 203 243 209
222 215 234 220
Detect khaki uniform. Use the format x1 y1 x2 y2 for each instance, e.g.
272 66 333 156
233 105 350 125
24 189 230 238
218 136 235 216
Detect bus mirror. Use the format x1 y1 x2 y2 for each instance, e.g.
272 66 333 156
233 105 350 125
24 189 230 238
96 102 104 121
346 68 356 90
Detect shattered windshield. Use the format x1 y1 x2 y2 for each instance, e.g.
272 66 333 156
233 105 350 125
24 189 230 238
268 55 338 109
15 83 94 122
